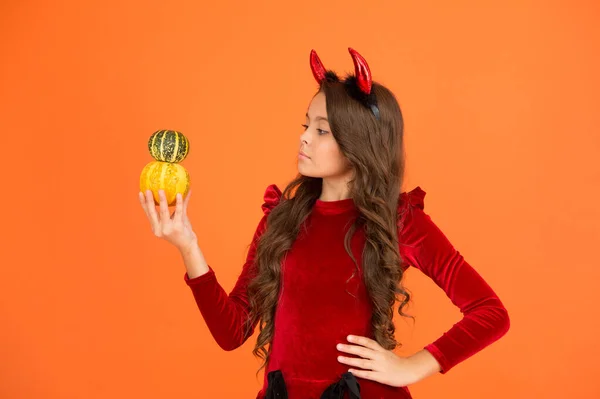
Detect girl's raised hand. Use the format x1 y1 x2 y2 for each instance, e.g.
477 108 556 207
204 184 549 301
138 189 198 252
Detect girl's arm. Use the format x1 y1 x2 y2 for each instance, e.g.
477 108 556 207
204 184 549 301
182 184 281 351
183 215 268 351
399 188 511 374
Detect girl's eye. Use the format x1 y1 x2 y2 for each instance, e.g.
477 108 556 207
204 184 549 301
301 124 328 135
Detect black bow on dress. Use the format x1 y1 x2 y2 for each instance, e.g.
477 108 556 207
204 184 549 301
264 370 361 399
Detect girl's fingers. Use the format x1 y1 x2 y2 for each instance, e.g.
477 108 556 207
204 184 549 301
140 191 162 230
158 190 170 222
145 190 160 228
138 191 149 217
182 189 192 224
347 335 385 353
183 189 192 214
174 193 183 222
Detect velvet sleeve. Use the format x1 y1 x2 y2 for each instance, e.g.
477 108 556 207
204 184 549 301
398 187 511 374
182 184 282 351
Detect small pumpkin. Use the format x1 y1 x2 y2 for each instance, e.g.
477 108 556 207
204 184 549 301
139 161 190 206
148 130 190 163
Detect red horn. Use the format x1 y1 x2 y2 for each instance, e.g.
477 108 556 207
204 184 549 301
310 49 326 84
348 47 372 94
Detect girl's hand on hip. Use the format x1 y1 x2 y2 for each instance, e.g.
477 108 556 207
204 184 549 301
336 335 422 387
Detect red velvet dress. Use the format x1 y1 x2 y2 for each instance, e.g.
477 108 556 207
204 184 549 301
184 184 510 398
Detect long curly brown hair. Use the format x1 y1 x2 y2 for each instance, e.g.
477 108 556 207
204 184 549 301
245 77 414 376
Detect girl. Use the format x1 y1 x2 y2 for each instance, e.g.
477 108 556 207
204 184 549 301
139 48 510 399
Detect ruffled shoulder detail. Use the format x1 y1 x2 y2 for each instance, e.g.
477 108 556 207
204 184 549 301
398 186 426 211
261 184 283 215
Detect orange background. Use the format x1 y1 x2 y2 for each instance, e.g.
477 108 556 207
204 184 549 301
1 1 599 398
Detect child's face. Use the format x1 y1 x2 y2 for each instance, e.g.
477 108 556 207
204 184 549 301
298 91 352 179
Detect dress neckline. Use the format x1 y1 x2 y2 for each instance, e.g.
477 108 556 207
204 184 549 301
313 197 357 215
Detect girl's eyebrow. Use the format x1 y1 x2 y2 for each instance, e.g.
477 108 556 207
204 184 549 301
305 113 329 122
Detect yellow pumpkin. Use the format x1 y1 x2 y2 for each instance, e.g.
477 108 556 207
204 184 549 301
139 161 190 206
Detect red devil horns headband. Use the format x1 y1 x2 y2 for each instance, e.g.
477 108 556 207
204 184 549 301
309 47 380 119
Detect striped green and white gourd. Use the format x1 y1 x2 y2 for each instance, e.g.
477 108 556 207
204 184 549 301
148 130 190 163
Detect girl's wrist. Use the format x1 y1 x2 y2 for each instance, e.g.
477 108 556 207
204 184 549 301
407 349 442 381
